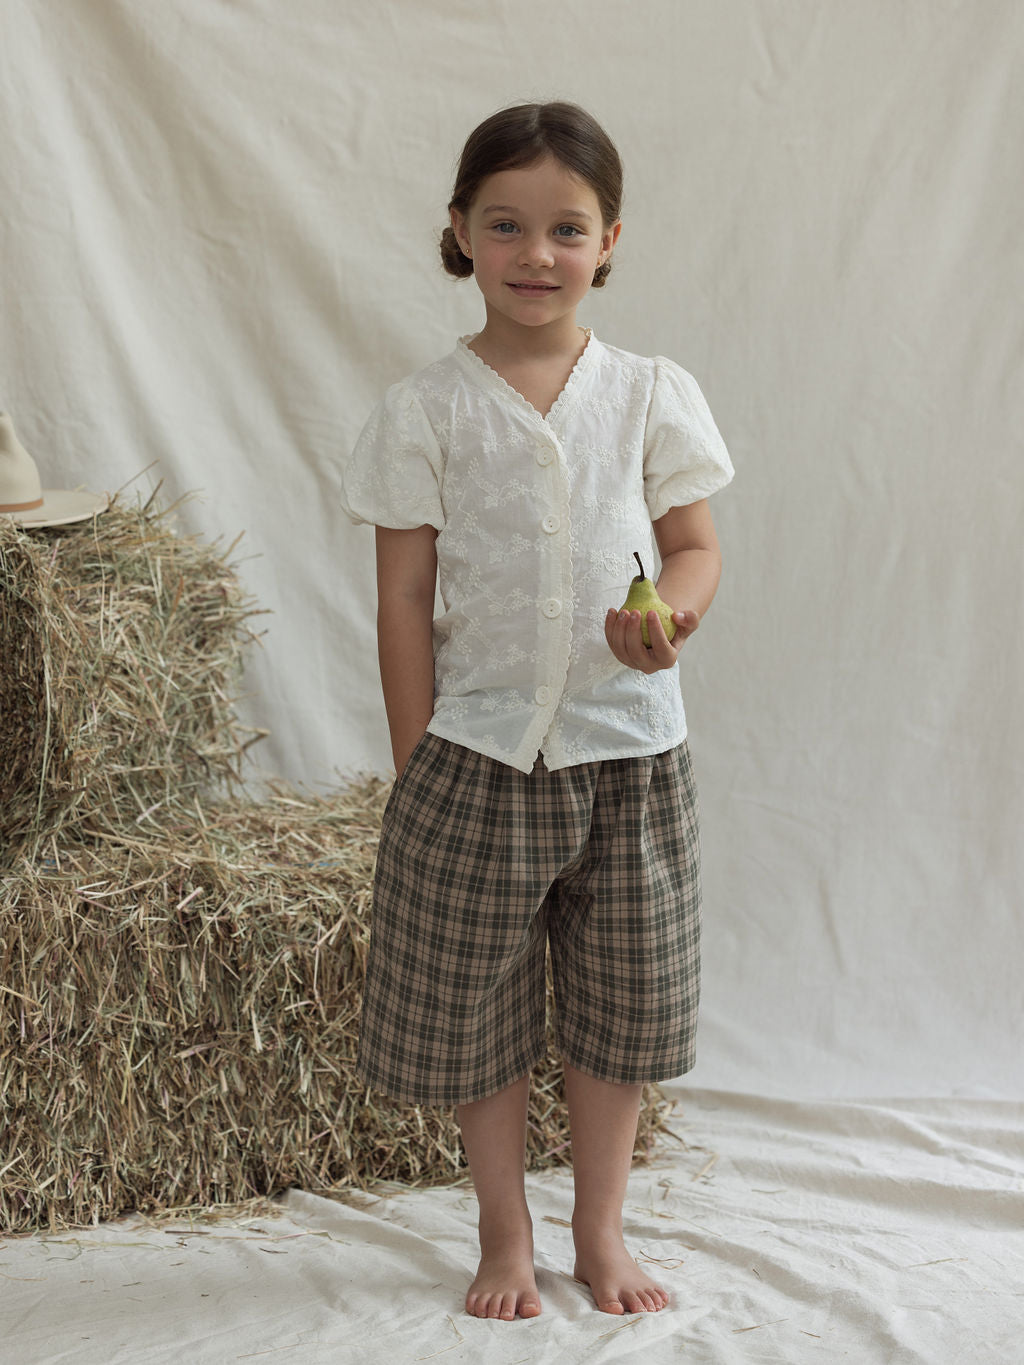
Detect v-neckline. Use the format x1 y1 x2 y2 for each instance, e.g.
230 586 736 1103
457 329 596 424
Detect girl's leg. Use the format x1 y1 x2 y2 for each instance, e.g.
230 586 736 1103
564 1064 670 1314
457 1074 542 1320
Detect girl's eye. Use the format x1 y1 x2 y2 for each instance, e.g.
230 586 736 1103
556 224 583 237
494 222 517 234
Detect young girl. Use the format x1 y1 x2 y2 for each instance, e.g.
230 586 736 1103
341 101 733 1322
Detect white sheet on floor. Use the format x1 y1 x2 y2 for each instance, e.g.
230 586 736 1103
4 1090 1022 1364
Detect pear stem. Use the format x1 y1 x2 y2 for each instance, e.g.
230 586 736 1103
633 552 646 580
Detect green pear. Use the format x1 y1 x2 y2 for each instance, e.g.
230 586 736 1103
621 552 677 647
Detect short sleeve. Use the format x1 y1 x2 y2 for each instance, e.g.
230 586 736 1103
340 382 445 530
643 357 734 520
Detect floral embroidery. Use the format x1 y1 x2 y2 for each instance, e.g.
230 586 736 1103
342 333 733 773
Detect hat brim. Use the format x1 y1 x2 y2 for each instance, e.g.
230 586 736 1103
3 488 110 528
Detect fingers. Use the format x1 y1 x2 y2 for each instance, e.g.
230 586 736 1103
606 608 654 670
638 610 678 666
673 608 700 640
605 608 696 672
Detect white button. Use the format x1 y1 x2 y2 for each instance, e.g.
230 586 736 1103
536 448 554 466
541 514 561 534
542 598 562 618
534 685 552 706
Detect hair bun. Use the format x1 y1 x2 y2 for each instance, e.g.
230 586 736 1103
440 225 474 279
592 259 612 288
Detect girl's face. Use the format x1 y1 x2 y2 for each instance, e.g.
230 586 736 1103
450 155 621 336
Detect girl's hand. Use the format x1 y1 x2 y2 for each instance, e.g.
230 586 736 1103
604 607 700 674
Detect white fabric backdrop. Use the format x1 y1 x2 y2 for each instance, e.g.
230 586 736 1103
1 0 1021 1113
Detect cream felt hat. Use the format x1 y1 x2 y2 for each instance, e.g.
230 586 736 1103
0 412 108 527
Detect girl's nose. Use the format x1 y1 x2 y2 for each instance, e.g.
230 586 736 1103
518 235 554 268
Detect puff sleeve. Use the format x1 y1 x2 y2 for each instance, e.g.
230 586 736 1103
643 357 734 520
340 382 446 530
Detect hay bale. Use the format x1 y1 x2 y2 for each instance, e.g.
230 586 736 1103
1 492 673 1234
0 778 671 1234
0 492 264 868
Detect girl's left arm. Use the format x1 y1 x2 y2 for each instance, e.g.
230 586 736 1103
605 499 722 674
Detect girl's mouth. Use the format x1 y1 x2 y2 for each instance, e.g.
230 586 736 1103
507 282 559 295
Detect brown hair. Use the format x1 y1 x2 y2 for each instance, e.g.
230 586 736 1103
440 101 623 288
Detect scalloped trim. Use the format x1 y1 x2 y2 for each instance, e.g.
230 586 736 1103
456 329 596 423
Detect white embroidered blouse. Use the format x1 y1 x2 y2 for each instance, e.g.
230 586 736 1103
341 331 734 774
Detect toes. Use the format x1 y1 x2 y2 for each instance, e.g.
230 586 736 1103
467 1284 542 1320
598 1296 626 1315
598 1286 669 1315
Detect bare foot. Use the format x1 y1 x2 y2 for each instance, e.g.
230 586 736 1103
465 1224 542 1320
574 1231 670 1315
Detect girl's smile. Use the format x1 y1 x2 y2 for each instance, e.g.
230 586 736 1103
507 281 560 294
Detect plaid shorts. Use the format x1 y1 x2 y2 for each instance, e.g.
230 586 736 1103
356 733 702 1107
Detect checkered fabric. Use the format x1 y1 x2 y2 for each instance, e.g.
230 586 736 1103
356 733 702 1107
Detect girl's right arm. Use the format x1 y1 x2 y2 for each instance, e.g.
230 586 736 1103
375 524 438 778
